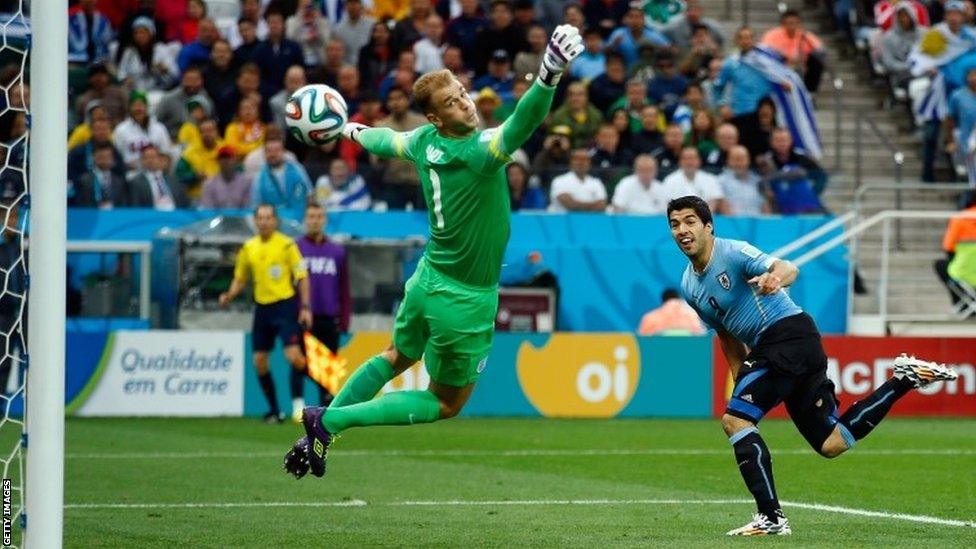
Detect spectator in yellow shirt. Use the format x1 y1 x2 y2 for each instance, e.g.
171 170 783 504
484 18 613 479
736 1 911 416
224 95 266 160
220 204 313 423
174 118 224 199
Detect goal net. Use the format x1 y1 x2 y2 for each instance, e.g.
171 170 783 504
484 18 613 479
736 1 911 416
0 1 31 546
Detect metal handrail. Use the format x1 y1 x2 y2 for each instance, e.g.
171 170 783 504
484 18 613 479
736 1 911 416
771 211 855 258
793 210 974 267
788 210 976 331
853 182 970 216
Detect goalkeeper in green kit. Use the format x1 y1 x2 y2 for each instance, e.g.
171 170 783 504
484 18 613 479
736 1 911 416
284 25 585 479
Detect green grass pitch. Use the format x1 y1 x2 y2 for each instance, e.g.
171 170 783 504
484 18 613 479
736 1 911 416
62 417 976 547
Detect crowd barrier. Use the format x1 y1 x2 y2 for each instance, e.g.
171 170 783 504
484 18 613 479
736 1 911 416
57 330 976 419
67 208 849 333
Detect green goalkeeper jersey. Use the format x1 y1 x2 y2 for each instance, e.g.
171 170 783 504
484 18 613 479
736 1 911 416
356 82 556 288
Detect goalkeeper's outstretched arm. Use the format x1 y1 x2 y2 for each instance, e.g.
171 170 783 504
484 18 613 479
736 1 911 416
341 124 409 160
498 24 584 155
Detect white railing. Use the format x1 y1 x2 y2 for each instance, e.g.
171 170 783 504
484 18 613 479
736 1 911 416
777 210 976 331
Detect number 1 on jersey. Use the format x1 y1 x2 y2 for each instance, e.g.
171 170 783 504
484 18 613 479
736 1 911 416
430 168 445 229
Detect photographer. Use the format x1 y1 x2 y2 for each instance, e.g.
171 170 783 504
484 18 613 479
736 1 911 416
531 125 573 187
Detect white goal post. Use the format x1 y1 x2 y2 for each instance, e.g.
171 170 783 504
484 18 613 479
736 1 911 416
25 0 67 547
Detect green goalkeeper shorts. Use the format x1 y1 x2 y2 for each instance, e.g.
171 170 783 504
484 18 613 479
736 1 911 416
393 258 498 387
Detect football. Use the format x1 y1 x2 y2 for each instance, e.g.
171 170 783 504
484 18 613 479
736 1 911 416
284 84 348 146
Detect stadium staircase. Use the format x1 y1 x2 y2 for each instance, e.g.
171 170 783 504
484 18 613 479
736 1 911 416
699 0 970 331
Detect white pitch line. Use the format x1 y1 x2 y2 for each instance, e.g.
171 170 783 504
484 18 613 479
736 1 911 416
63 498 976 528
64 448 976 459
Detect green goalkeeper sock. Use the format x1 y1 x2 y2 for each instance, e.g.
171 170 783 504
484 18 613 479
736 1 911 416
330 355 395 408
322 390 441 433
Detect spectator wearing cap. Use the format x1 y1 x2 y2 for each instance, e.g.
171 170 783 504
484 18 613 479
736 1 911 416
879 4 926 93
570 27 607 81
252 136 313 211
414 13 448 73
473 1 528 75
661 146 726 213
375 86 428 209
115 16 179 92
532 125 573 183
760 10 827 92
69 0 114 65
874 0 931 31
445 0 488 69
68 101 110 151
514 24 548 80
583 0 630 38
128 144 191 209
177 17 221 73
224 95 267 161
287 0 332 67
200 145 252 208
68 117 126 191
548 148 608 213
472 49 516 102
113 91 174 171
661 0 724 52
74 63 128 126
588 52 628 114
252 10 306 96
718 145 770 215
315 158 372 211
175 98 213 149
72 141 129 208
647 51 689 117
475 88 503 129
392 0 434 53
204 39 237 102
612 154 667 215
333 0 376 65
175 118 225 198
606 6 670 66
114 0 169 66
154 66 214 139
358 22 397 92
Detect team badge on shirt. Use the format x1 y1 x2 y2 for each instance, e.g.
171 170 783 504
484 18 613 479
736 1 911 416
717 271 732 291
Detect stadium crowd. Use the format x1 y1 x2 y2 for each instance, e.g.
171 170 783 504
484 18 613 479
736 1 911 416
43 0 842 216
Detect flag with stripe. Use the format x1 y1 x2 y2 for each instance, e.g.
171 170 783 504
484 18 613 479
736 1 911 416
739 46 823 160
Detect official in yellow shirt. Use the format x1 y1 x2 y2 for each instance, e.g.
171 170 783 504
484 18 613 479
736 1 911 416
219 204 313 423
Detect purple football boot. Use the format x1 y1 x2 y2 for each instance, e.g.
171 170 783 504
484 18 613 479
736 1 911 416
283 436 311 479
301 406 334 477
